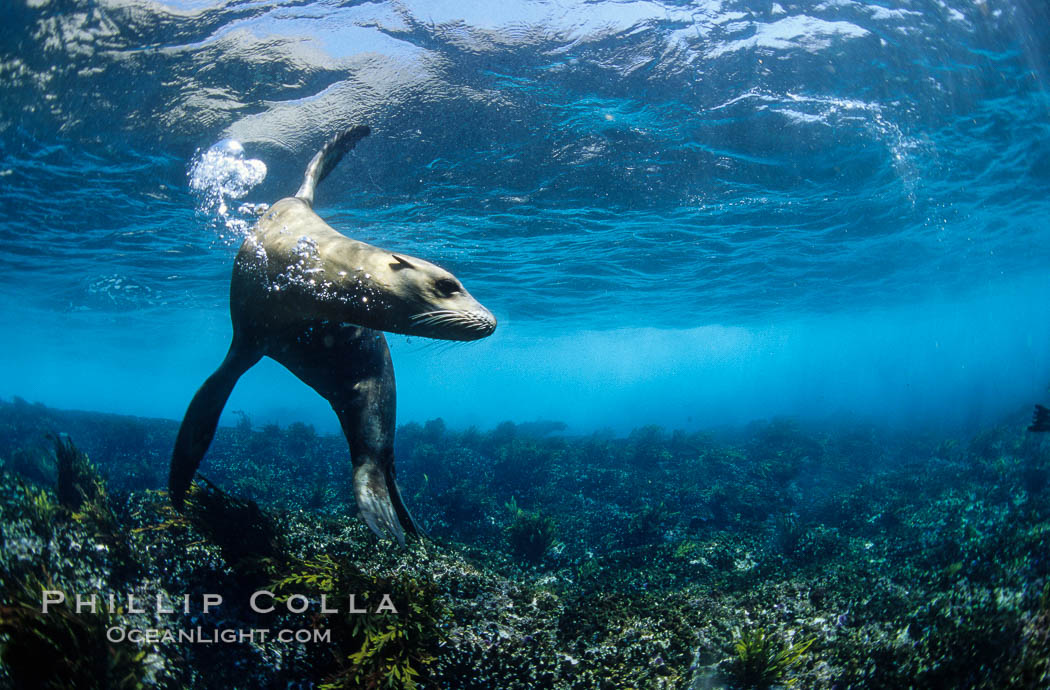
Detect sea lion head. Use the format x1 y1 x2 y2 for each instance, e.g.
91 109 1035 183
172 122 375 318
370 251 497 341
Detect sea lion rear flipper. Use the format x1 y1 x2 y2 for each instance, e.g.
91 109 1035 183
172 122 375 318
1029 404 1050 432
387 469 424 538
169 343 261 508
334 400 421 546
353 464 421 547
295 125 371 207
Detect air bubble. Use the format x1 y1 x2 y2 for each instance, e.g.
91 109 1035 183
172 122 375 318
188 138 267 243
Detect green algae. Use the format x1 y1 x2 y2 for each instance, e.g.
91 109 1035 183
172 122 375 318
725 626 816 689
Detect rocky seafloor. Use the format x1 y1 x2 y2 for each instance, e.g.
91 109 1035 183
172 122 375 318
1 396 1049 689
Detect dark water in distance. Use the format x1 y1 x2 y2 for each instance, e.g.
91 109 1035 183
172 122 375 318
1 0 1048 433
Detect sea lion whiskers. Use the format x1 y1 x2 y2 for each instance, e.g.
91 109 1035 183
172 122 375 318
409 310 469 328
411 309 494 328
405 307 496 340
409 309 462 321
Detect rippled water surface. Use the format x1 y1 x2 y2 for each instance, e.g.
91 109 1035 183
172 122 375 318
1 0 1048 431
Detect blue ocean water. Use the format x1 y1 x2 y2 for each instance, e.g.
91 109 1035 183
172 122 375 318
1 0 1048 434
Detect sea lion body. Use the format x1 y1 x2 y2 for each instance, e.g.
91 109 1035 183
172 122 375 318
170 125 495 544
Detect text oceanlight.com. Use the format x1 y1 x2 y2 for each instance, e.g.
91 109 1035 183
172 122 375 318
107 627 331 644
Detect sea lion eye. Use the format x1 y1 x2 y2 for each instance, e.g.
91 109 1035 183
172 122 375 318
435 278 460 296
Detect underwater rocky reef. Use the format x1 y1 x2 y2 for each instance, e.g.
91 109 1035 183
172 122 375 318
1 396 1049 688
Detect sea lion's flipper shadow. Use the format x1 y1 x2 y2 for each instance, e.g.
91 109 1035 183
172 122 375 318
169 342 261 507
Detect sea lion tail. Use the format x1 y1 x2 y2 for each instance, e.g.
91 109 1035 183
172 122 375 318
1029 404 1050 432
295 124 371 206
169 343 261 508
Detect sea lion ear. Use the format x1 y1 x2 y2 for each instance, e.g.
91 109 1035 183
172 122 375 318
390 254 416 271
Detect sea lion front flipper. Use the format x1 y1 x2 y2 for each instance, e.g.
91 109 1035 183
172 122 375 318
169 341 261 508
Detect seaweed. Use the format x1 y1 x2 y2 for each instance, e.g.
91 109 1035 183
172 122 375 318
504 496 558 564
182 478 286 579
271 553 447 689
0 571 149 689
48 434 138 580
54 433 106 512
724 626 817 689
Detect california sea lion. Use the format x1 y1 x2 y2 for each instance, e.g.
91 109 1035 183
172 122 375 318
170 125 496 545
